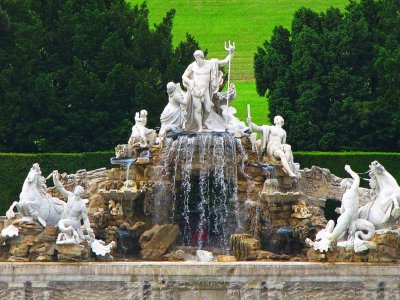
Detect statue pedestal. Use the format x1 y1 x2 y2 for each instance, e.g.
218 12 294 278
55 242 91 262
307 231 400 262
1 219 58 262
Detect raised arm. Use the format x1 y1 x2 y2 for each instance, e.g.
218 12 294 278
52 170 71 199
344 165 360 191
218 48 235 66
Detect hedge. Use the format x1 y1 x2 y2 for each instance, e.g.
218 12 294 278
0 152 113 214
0 152 399 215
295 152 400 187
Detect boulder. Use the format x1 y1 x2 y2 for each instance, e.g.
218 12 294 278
139 224 180 260
229 233 260 260
216 255 237 262
196 250 213 262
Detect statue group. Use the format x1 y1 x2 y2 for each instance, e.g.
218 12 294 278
3 163 114 257
159 42 239 135
129 42 300 178
307 161 400 253
2 43 400 264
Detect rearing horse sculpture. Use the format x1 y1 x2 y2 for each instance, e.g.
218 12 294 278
358 161 400 231
6 163 66 227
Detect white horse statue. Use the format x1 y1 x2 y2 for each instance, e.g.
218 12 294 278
358 160 400 231
6 163 66 227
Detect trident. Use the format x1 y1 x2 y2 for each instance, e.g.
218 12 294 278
224 40 235 128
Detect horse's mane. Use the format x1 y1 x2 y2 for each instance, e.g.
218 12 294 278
35 172 49 198
369 173 380 202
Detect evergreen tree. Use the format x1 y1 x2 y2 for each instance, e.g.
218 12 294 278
255 0 400 151
0 0 201 152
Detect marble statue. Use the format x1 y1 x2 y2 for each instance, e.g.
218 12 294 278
247 115 298 178
53 170 95 244
220 105 247 135
6 163 65 227
128 110 157 148
182 43 235 132
358 160 400 231
159 82 187 136
308 165 376 253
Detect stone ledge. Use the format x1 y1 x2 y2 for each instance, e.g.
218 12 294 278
0 262 399 280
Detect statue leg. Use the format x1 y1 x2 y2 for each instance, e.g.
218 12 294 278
192 98 203 132
329 213 351 242
202 94 212 129
274 150 297 178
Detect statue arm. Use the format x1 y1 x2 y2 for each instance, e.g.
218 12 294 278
174 85 187 105
246 119 263 133
282 131 287 145
182 65 193 89
345 165 360 190
52 171 70 198
81 205 94 236
218 52 234 66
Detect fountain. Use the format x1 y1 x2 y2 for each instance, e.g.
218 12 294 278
1 43 400 298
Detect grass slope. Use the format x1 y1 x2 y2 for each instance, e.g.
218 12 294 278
130 0 349 124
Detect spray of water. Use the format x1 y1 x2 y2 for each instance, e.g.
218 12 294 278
156 132 246 250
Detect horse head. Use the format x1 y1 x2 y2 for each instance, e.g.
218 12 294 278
369 160 385 176
26 165 41 184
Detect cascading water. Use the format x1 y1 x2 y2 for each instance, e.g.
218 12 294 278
157 132 243 250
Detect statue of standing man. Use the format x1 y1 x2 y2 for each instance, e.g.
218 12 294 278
182 44 235 132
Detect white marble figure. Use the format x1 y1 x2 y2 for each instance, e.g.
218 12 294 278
159 82 187 136
6 163 65 227
91 239 116 256
358 160 400 231
53 170 95 244
247 115 298 178
182 43 235 132
1 224 19 238
53 171 115 256
309 165 376 253
220 105 247 135
128 110 157 148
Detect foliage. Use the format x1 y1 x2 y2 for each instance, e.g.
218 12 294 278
0 0 200 152
255 0 400 151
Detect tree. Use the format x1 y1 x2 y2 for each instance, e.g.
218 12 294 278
0 0 201 152
254 0 400 151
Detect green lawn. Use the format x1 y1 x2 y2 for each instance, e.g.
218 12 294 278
129 0 349 124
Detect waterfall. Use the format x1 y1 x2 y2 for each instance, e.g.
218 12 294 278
157 132 243 250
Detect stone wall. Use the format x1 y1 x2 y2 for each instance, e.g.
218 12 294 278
0 262 399 299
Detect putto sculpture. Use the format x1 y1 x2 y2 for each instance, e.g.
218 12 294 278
128 110 157 148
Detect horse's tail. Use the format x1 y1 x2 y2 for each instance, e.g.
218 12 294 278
355 218 375 241
354 218 377 252
58 219 74 236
